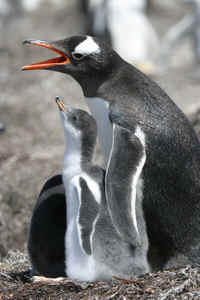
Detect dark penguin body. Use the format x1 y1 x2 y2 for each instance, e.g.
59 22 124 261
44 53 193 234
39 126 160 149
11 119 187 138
22 35 200 270
28 174 66 277
57 98 149 280
96 122 150 278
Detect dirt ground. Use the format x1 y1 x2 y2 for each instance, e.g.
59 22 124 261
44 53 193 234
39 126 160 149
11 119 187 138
0 0 200 265
1 250 200 299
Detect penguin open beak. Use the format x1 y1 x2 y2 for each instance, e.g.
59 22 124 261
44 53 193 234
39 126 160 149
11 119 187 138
22 40 70 71
55 96 66 112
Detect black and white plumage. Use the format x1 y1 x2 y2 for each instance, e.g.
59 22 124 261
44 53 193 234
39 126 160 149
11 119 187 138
103 120 149 277
23 35 200 271
106 115 146 246
56 98 100 280
28 174 66 277
56 97 149 280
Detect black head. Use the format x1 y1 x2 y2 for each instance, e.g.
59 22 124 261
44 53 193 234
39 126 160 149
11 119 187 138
55 96 97 147
22 35 123 96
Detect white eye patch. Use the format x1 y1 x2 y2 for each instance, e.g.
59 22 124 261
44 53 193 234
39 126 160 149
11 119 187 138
74 36 100 56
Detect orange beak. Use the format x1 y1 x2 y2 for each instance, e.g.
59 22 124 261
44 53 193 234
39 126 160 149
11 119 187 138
22 40 70 71
55 96 66 112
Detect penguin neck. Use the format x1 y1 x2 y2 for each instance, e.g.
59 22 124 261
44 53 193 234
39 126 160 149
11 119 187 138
73 52 123 98
63 131 95 180
86 96 113 166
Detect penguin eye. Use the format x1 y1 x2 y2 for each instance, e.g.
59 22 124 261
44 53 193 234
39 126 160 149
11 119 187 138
72 115 78 122
72 52 84 61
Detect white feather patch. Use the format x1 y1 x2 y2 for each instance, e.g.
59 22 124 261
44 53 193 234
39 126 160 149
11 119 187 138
65 177 97 281
86 97 112 165
75 36 100 55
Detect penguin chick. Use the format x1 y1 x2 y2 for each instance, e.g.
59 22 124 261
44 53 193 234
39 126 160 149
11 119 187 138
56 97 150 281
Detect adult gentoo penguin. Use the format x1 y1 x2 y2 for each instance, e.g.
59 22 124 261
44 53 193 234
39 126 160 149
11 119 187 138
28 174 66 277
56 97 149 280
22 35 200 270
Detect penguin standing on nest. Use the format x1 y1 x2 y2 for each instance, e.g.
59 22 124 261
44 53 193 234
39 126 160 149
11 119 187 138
22 35 200 270
55 97 149 281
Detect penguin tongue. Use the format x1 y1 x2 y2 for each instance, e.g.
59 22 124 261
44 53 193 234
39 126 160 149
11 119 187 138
21 39 70 70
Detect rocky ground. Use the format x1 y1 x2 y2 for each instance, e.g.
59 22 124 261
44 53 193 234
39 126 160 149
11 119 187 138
1 0 200 298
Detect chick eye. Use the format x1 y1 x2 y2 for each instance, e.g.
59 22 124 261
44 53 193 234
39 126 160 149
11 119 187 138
72 52 84 61
72 115 78 122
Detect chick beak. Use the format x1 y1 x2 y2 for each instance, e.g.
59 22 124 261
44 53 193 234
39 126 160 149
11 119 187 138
55 96 67 112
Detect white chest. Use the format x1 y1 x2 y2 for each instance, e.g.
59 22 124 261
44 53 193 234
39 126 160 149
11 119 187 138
86 97 113 165
64 175 97 281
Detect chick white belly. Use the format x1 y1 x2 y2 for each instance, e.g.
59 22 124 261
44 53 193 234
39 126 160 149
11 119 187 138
66 220 97 281
64 179 97 281
86 97 113 165
64 174 114 281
